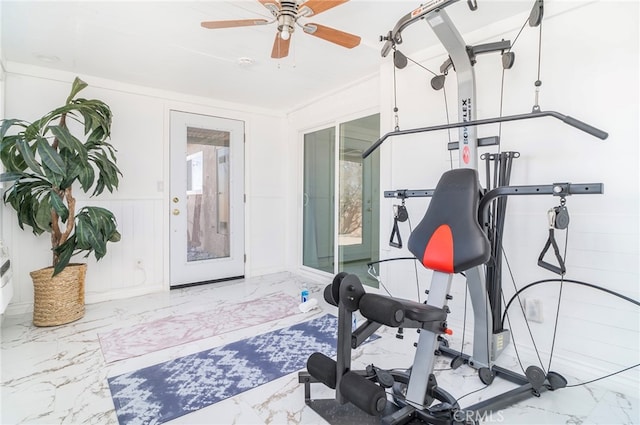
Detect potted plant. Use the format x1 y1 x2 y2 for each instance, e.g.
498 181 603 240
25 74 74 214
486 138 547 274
0 77 121 326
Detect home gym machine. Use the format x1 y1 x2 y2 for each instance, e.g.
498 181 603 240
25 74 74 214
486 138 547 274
298 0 607 424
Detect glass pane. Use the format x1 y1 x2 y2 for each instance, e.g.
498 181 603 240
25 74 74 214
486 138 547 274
303 127 335 273
339 149 363 246
186 126 230 262
338 114 380 287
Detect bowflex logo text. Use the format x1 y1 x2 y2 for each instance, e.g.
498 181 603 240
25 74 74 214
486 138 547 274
461 97 472 164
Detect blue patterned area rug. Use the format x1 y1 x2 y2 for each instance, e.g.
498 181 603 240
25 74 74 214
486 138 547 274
108 314 374 425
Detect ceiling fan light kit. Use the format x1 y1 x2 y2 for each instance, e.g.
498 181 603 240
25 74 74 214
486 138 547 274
201 0 361 59
277 0 298 41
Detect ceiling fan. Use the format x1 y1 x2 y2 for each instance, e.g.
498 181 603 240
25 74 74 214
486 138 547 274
201 0 361 59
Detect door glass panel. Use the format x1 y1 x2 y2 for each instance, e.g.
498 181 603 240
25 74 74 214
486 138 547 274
338 114 380 286
303 127 335 273
339 147 363 246
186 127 230 262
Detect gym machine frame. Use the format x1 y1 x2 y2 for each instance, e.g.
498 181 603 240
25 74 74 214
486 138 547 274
299 0 607 423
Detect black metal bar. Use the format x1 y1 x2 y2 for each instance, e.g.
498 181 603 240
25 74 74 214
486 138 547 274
352 320 383 348
362 110 608 158
479 183 604 225
384 189 435 198
298 371 318 403
386 183 604 203
465 382 549 415
336 302 354 404
438 345 530 386
471 40 512 55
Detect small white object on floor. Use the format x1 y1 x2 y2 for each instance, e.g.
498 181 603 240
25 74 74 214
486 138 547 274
299 298 318 313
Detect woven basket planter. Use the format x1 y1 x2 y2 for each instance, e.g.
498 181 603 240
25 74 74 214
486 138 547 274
30 263 87 327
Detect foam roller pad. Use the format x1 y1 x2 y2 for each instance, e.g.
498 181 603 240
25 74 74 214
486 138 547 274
324 285 338 307
307 352 337 389
340 371 387 416
359 294 405 327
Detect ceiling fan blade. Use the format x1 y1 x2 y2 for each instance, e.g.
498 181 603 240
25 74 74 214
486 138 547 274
298 0 349 17
201 19 269 29
302 23 360 48
271 32 291 58
257 0 280 16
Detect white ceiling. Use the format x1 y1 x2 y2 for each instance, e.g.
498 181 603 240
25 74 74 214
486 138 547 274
1 0 533 112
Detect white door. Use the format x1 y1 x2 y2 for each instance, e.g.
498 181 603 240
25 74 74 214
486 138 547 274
169 111 244 287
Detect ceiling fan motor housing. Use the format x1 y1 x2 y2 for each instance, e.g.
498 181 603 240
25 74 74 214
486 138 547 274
278 0 299 35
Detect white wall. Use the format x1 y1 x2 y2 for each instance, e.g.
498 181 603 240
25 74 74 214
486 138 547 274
373 0 638 394
0 2 11 315
2 65 289 313
0 1 5 237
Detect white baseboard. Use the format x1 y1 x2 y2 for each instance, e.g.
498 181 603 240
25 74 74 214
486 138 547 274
247 266 290 279
294 267 333 285
85 284 165 304
3 284 166 317
3 300 32 316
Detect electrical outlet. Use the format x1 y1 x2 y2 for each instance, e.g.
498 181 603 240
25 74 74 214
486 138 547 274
524 298 543 323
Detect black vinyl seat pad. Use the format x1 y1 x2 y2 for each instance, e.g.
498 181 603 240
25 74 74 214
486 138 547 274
408 168 490 274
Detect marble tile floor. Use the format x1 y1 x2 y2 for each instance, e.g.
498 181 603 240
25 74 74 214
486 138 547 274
1 272 638 425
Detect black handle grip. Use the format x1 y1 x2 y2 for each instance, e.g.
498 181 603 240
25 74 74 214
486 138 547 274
563 116 608 140
537 259 565 276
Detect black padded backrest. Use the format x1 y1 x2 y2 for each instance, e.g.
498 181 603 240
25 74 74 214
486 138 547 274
407 168 490 273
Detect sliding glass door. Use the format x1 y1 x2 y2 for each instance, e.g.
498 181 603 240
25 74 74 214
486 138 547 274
302 114 380 285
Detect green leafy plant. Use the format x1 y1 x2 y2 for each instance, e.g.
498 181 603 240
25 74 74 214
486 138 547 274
0 77 121 276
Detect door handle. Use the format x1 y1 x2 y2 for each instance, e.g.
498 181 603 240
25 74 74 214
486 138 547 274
172 209 180 215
